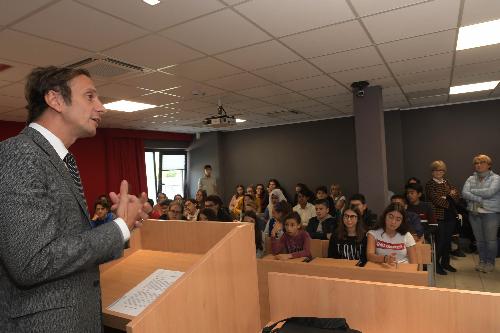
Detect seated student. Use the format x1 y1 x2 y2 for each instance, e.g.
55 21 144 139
255 184 267 213
145 198 161 219
293 188 316 227
264 188 287 222
367 203 417 264
229 184 245 218
405 183 436 224
160 201 184 220
195 189 207 209
197 208 218 221
391 194 424 242
306 199 336 240
152 192 167 216
183 198 199 221
241 194 266 231
328 207 367 262
90 200 115 228
205 195 233 222
349 193 378 230
158 199 171 220
315 185 336 217
330 183 346 212
242 210 265 258
293 183 310 206
271 212 312 260
264 201 291 239
174 194 183 203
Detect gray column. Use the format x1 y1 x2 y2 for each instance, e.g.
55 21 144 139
353 85 388 215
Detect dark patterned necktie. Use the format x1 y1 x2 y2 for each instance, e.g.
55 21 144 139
63 152 85 200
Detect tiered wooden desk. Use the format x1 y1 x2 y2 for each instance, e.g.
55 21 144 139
268 272 500 333
258 254 427 326
99 220 261 333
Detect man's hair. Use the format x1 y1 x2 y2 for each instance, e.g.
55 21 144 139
313 198 330 209
390 194 406 203
349 193 366 205
25 66 91 124
405 183 424 194
205 195 223 207
315 185 328 193
204 164 212 169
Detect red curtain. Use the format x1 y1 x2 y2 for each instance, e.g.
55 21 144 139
104 136 148 196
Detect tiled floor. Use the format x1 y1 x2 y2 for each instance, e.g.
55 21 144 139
435 254 500 293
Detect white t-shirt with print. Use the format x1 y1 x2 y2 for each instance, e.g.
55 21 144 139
368 228 416 263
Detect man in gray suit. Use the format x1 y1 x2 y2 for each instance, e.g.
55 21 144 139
0 66 147 332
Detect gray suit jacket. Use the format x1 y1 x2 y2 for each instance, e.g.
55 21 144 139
0 127 124 332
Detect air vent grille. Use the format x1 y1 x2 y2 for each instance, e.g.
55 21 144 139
67 57 146 79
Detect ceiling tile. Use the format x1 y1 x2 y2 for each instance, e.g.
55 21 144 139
79 0 224 31
230 99 271 110
96 83 144 100
389 53 453 75
0 95 25 108
378 30 457 62
311 46 384 74
281 99 324 109
331 64 392 86
396 67 452 85
119 72 188 91
235 0 354 37
362 0 460 44
215 40 300 70
461 0 500 26
280 21 372 58
253 60 321 83
0 0 53 26
206 72 269 91
0 59 34 82
409 94 449 106
168 57 242 81
103 35 203 69
455 43 500 66
401 79 450 94
176 100 212 111
198 92 249 105
453 59 500 79
13 1 147 51
301 85 348 98
160 9 270 54
350 0 427 16
317 93 353 106
0 82 24 97
238 85 291 98
281 75 339 91
0 29 91 66
134 92 181 106
452 71 500 86
261 92 309 105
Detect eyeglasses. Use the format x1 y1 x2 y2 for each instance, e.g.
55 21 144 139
474 161 488 165
343 214 358 220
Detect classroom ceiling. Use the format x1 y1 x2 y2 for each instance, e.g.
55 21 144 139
0 0 499 133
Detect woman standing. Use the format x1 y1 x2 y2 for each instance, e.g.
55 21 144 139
425 160 460 275
462 154 500 273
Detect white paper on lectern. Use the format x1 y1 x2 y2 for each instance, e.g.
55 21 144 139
107 269 184 316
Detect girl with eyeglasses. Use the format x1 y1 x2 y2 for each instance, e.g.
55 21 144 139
328 207 367 262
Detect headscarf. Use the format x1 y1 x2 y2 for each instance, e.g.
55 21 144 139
267 188 287 218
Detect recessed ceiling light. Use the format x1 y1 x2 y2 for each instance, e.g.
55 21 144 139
457 18 500 50
449 80 500 94
104 100 157 112
236 118 246 123
142 0 160 6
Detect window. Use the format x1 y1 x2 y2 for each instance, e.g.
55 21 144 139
145 150 186 201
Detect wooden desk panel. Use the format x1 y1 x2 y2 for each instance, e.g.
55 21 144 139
311 257 419 272
100 250 202 329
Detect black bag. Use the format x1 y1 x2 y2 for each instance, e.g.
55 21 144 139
262 317 362 333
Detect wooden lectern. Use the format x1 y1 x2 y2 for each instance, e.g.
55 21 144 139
99 220 261 333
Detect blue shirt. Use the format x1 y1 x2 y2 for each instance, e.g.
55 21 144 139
90 212 114 228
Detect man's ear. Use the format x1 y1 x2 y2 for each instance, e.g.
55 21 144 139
44 90 65 113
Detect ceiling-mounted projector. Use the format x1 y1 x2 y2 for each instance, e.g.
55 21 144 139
203 102 236 128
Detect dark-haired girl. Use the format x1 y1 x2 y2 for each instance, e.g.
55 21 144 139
328 207 367 262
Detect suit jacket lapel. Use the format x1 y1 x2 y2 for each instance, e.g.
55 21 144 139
21 127 91 222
